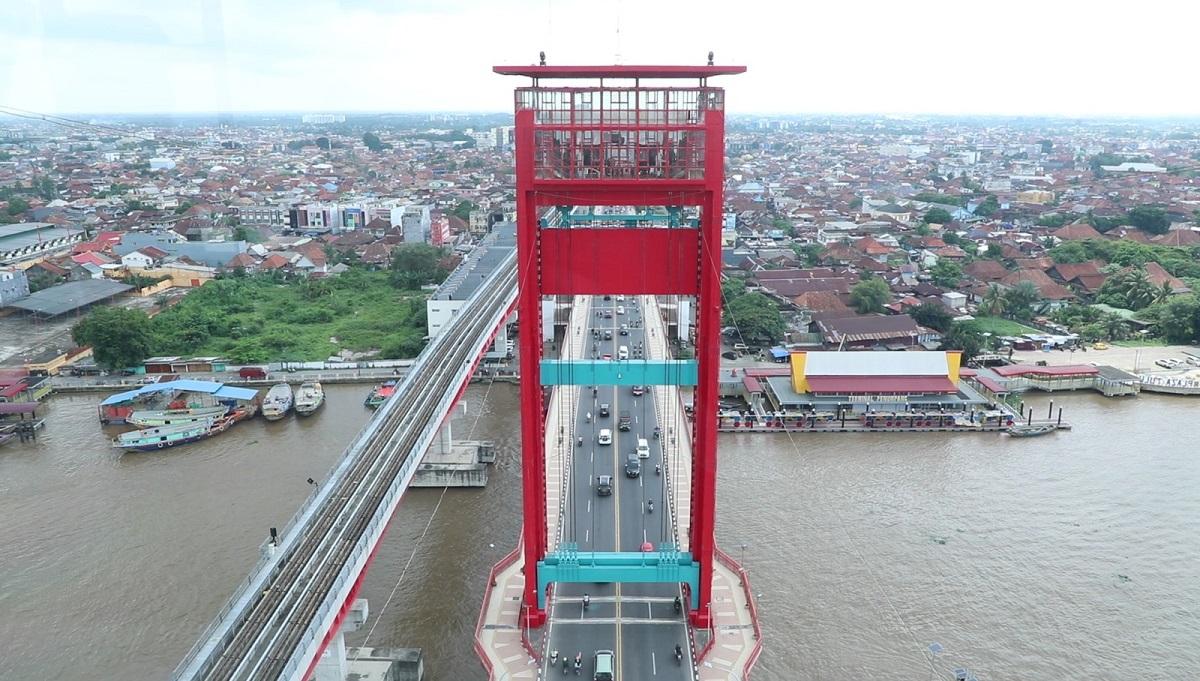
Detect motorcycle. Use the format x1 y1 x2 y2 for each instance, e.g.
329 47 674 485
582 594 590 611
647 499 654 513
550 650 559 667
577 436 583 447
563 658 569 674
674 645 683 665
573 654 582 675
674 596 682 613
655 463 661 475
653 427 660 440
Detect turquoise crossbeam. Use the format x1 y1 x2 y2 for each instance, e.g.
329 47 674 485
540 359 698 386
536 545 701 610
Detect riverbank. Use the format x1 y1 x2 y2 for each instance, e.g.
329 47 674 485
1009 342 1199 373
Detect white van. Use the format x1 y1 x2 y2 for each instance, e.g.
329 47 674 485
635 438 650 459
618 345 629 360
598 429 613 445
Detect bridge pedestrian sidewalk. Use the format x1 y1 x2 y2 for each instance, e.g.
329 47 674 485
698 552 763 680
475 547 538 680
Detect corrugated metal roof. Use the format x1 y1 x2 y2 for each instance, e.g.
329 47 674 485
99 379 227 405
803 351 951 377
214 386 259 400
0 402 40 414
992 364 1099 377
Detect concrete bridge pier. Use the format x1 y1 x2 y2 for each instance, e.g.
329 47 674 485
412 404 493 487
313 598 368 681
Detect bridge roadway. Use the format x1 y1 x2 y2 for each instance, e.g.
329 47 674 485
172 254 517 681
544 295 695 680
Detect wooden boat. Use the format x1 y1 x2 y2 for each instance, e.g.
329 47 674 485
261 383 294 421
127 405 229 427
1007 423 1057 437
364 380 397 409
294 381 325 416
111 416 235 451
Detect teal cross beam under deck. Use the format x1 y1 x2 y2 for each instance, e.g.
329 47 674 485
537 545 702 610
540 359 698 386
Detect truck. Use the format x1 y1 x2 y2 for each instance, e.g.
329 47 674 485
238 366 268 379
618 411 631 431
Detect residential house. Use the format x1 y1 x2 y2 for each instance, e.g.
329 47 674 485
999 269 1074 312
120 246 170 269
815 314 937 350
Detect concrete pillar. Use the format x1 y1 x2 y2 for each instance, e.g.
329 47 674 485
314 599 368 681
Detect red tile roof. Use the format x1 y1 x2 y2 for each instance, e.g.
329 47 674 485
805 376 957 394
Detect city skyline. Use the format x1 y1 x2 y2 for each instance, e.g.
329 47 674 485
2 1 1199 118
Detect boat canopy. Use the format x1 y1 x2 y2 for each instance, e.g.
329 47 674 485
0 402 40 414
100 379 257 406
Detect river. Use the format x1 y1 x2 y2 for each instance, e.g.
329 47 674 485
0 383 1196 680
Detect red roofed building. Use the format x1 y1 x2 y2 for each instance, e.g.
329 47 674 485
790 350 964 395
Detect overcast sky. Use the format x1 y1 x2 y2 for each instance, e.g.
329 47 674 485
2 0 1198 119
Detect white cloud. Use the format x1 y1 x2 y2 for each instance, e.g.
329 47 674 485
1 0 1198 116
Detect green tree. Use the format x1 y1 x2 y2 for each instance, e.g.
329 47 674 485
450 200 476 222
929 259 962 288
974 195 1000 217
790 242 824 266
940 321 985 361
71 306 155 370
174 201 195 215
5 197 29 216
923 207 953 224
979 283 1008 317
1036 213 1068 228
389 243 443 289
1127 206 1171 235
913 193 963 206
1039 139 1053 154
1153 295 1200 343
850 279 892 313
985 242 1003 259
316 136 331 150
1101 312 1128 341
909 301 954 333
1003 280 1041 318
363 132 388 152
720 278 747 301
721 292 785 343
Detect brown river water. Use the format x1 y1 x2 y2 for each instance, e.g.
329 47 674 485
0 383 1196 680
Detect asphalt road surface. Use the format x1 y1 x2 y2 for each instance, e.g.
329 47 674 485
545 296 692 680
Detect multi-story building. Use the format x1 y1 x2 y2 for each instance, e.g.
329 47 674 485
235 204 291 229
0 267 30 305
301 114 346 124
400 204 431 244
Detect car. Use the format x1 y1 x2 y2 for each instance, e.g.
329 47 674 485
596 475 613 496
604 330 613 340
603 295 612 300
599 403 610 417
598 429 613 445
1188 356 1200 367
615 295 625 302
1155 358 1176 368
617 345 629 360
619 324 629 335
1092 342 1109 350
631 385 644 396
616 305 625 315
601 354 612 361
603 311 613 319
624 453 641 477
593 649 615 681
